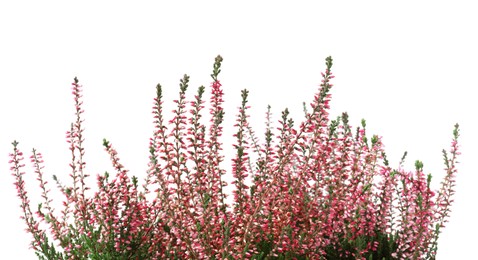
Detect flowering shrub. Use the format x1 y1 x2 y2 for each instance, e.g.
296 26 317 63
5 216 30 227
10 56 459 259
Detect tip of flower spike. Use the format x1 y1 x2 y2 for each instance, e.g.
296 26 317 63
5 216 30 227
211 55 224 81
102 138 110 147
453 123 460 140
325 56 333 70
415 160 424 171
180 74 190 93
361 118 366 128
74 77 79 84
156 83 163 99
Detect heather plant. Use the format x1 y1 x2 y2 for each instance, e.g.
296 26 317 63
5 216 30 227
10 56 459 260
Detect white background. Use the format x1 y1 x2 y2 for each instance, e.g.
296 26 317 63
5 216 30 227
1 1 476 259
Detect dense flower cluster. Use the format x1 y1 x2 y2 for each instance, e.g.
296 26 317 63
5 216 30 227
10 56 459 259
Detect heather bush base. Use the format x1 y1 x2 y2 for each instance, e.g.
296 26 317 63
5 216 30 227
10 56 459 260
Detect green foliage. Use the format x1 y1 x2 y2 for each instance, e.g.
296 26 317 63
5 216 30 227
323 231 399 260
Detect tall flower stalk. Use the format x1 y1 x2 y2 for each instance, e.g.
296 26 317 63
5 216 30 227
10 56 459 259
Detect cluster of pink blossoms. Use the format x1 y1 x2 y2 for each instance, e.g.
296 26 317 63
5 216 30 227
10 56 459 259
